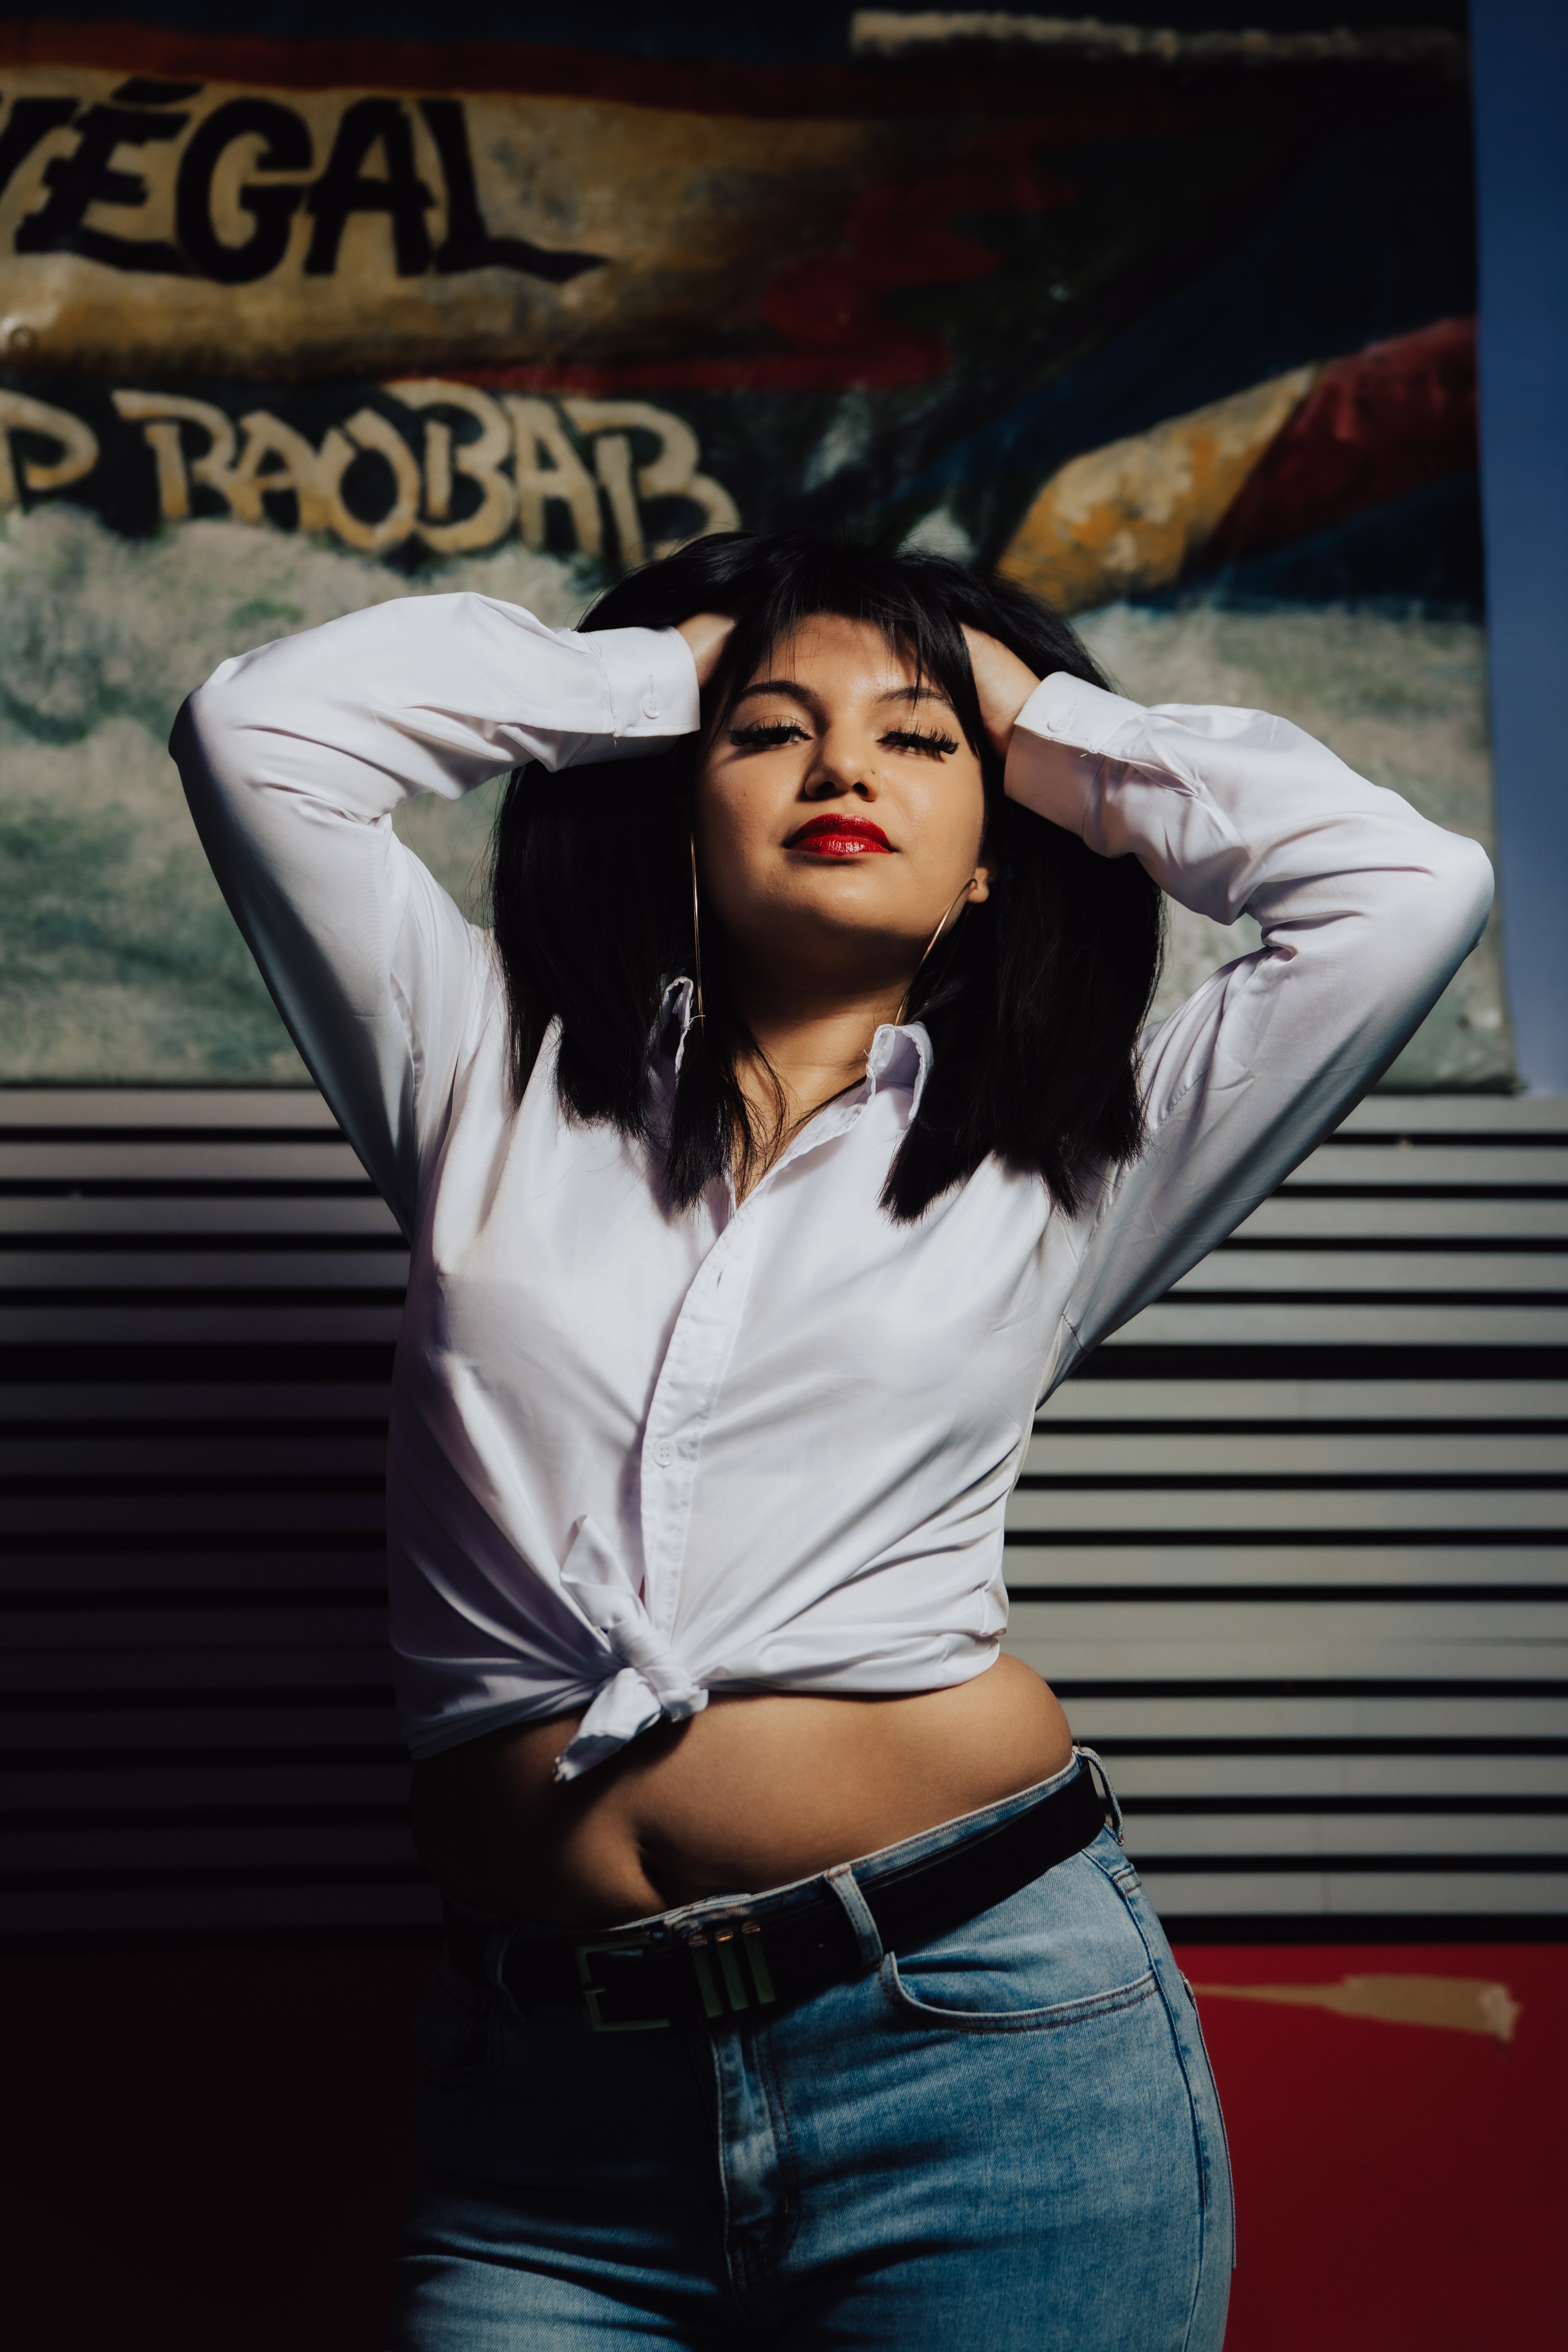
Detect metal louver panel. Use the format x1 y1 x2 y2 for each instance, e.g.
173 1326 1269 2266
1006 1096 1568 1936
0 1090 418 1942
2 1090 1564 1941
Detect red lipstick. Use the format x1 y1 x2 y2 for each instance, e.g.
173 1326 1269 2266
789 814 893 857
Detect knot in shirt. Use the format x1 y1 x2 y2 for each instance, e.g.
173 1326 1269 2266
555 1517 708 1782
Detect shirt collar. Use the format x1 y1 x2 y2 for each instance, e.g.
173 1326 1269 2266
659 979 932 1115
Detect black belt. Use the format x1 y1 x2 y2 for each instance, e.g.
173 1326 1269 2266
444 1761 1111 2034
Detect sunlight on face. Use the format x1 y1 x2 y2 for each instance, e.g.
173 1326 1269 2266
693 614 993 992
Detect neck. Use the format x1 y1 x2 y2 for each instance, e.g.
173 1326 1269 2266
722 954 915 1146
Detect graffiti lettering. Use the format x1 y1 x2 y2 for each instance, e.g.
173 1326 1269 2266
101 383 737 563
419 100 603 286
174 98 312 286
0 95 79 207
391 381 517 555
564 399 741 560
303 97 434 280
13 85 190 273
0 388 98 506
0 85 604 288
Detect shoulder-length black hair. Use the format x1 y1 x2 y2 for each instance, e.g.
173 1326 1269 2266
491 532 1161 1221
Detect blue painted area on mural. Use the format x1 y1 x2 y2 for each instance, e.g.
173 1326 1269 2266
1159 475 1485 615
872 115 1474 559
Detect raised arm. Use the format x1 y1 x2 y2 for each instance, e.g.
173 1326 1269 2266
171 594 701 1232
971 646 1494 1377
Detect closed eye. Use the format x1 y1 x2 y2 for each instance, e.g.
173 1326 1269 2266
882 726 960 757
728 720 810 749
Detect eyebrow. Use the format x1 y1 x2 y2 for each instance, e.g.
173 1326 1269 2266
730 679 958 713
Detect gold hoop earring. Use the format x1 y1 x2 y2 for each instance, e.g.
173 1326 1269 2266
689 831 705 1025
897 878 976 1027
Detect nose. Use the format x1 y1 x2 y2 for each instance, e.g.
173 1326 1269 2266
801 722 879 802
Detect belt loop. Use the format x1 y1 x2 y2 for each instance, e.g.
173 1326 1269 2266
824 1864 885 1969
1074 1744 1124 1844
486 1922 520 1993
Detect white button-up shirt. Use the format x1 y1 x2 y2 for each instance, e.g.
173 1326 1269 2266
174 595 1493 1776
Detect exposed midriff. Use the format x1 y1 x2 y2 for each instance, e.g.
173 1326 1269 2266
410 1655 1074 1927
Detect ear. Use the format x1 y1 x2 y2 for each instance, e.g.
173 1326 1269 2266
967 861 995 907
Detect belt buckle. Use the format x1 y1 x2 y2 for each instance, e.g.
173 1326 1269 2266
686 1921 777 2019
572 1940 670 2034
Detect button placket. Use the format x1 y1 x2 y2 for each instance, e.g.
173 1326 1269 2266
638 1213 761 1639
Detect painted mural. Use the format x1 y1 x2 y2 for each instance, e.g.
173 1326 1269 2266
0 7 1506 1085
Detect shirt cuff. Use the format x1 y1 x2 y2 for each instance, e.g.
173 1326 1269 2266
589 624 703 743
1004 672 1147 836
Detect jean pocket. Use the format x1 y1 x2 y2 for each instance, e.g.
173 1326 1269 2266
881 1953 1158 2034
414 1953 503 2086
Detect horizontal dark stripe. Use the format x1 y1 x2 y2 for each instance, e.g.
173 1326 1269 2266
0 1183 378 1200
1282 1185 1568 1202
0 1532 385 1555
1033 1421 1568 1438
1054 1679 1568 1698
0 1865 432 1893
1006 1529 1568 1547
1016 1472 1568 1490
1088 1738 1568 1756
1005 1584 1568 1603
1134 1853 1568 1873
8 1801 1558 1835
0 1803 409 1831
0 1421 389 1441
0 1476 386 1498
0 1924 444 1953
0 1745 408 1770
0 1127 345 1147
0 1235 406 1256
1302 1134 1568 1152
1124 1795 1568 1817
1149 1290 1568 1308
0 1288 407 1309
0 1587 386 1613
0 1348 397 1383
1214 1236 1568 1254
0 1688 397 1713
1162 1915 1568 1944
1079 1348 1568 1379
7 1919 1556 1956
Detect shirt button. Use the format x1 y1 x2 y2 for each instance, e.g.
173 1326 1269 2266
641 682 661 719
653 1440 674 1467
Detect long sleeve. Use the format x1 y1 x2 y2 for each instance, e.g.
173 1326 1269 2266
1005 673 1495 1378
171 595 701 1234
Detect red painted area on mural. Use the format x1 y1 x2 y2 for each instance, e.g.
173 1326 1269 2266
759 130 1079 387
465 134 1080 394
1207 316 1479 564
1172 1940 1565 2351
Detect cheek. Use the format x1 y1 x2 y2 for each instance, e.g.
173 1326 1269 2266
914 773 989 874
693 773 783 919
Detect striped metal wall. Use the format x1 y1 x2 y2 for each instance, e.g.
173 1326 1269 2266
3 1089 1564 1943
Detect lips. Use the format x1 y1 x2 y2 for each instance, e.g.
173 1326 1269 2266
788 814 893 856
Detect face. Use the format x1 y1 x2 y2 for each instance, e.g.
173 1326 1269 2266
693 614 993 996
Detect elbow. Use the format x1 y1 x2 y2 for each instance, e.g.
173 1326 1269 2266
1429 831 1495 958
170 658 252 805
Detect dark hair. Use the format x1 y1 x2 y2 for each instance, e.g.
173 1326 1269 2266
491 532 1162 1220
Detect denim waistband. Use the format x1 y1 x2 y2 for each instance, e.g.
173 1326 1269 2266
445 1746 1119 1953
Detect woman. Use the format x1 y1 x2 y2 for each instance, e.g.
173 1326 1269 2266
174 533 1490 2349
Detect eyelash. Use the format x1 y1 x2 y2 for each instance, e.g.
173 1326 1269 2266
727 722 960 756
728 722 807 747
883 726 960 757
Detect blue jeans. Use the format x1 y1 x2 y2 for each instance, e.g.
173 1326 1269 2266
392 1766 1233 2348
